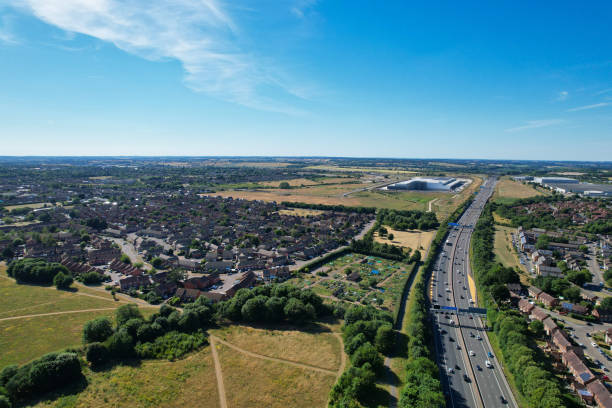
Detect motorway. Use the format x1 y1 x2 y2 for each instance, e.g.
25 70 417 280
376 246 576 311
430 177 517 408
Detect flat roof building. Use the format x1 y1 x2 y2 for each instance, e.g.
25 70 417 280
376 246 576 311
386 177 469 192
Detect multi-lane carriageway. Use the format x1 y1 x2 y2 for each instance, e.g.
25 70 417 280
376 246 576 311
430 177 517 408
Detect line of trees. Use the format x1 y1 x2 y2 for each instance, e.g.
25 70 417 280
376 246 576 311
281 201 377 214
216 284 328 324
471 203 583 408
377 208 439 231
7 258 73 289
328 305 394 407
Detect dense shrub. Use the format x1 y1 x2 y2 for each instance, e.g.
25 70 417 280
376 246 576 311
0 395 10 408
85 342 110 367
331 305 393 406
105 329 135 358
135 331 208 360
82 317 114 344
1 352 81 400
79 271 105 284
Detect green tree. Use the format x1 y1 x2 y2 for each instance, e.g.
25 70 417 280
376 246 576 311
115 304 143 327
350 342 383 372
529 320 544 338
279 181 291 189
374 325 395 355
283 298 315 323
53 272 73 290
83 317 114 343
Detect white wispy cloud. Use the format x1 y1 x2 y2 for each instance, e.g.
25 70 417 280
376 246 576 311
505 119 565 133
566 102 610 112
5 0 310 113
291 0 318 18
556 91 568 101
0 14 19 44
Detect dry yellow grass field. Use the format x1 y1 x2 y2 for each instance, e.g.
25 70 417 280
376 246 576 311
277 208 326 217
3 202 55 211
493 212 512 225
493 225 530 284
303 165 418 174
492 177 545 201
210 324 342 371
374 228 436 252
216 342 336 408
33 348 219 408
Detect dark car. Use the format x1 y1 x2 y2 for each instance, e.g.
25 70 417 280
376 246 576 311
464 374 470 382
500 395 507 404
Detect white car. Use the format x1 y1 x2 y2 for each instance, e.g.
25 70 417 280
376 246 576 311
591 342 598 347
485 360 492 368
469 350 475 356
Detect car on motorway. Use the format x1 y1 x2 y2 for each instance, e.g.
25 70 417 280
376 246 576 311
488 351 494 358
447 367 454 374
469 350 475 356
476 334 481 340
592 342 598 347
476 364 482 371
463 374 470 382
485 360 492 368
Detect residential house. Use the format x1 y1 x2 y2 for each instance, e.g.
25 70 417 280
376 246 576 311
537 292 558 308
528 286 543 298
530 307 549 321
518 298 535 314
562 350 595 386
542 317 558 336
586 380 612 408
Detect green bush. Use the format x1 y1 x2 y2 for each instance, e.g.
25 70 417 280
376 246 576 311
85 342 110 367
53 272 73 289
0 395 11 408
135 331 208 360
105 329 135 358
82 317 114 344
1 352 81 400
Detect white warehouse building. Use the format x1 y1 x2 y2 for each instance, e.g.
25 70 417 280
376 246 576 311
386 177 469 191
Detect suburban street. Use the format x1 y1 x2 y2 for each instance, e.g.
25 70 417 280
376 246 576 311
431 177 517 408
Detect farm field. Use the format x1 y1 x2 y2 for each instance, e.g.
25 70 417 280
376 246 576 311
492 177 545 203
0 264 155 367
214 176 477 216
32 346 220 408
373 227 436 252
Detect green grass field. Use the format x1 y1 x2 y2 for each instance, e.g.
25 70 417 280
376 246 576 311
0 264 155 367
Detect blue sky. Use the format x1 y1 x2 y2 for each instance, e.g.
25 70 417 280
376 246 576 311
1 1 611 160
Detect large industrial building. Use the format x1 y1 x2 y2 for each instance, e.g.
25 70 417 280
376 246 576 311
514 175 612 197
546 182 612 197
385 177 469 192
